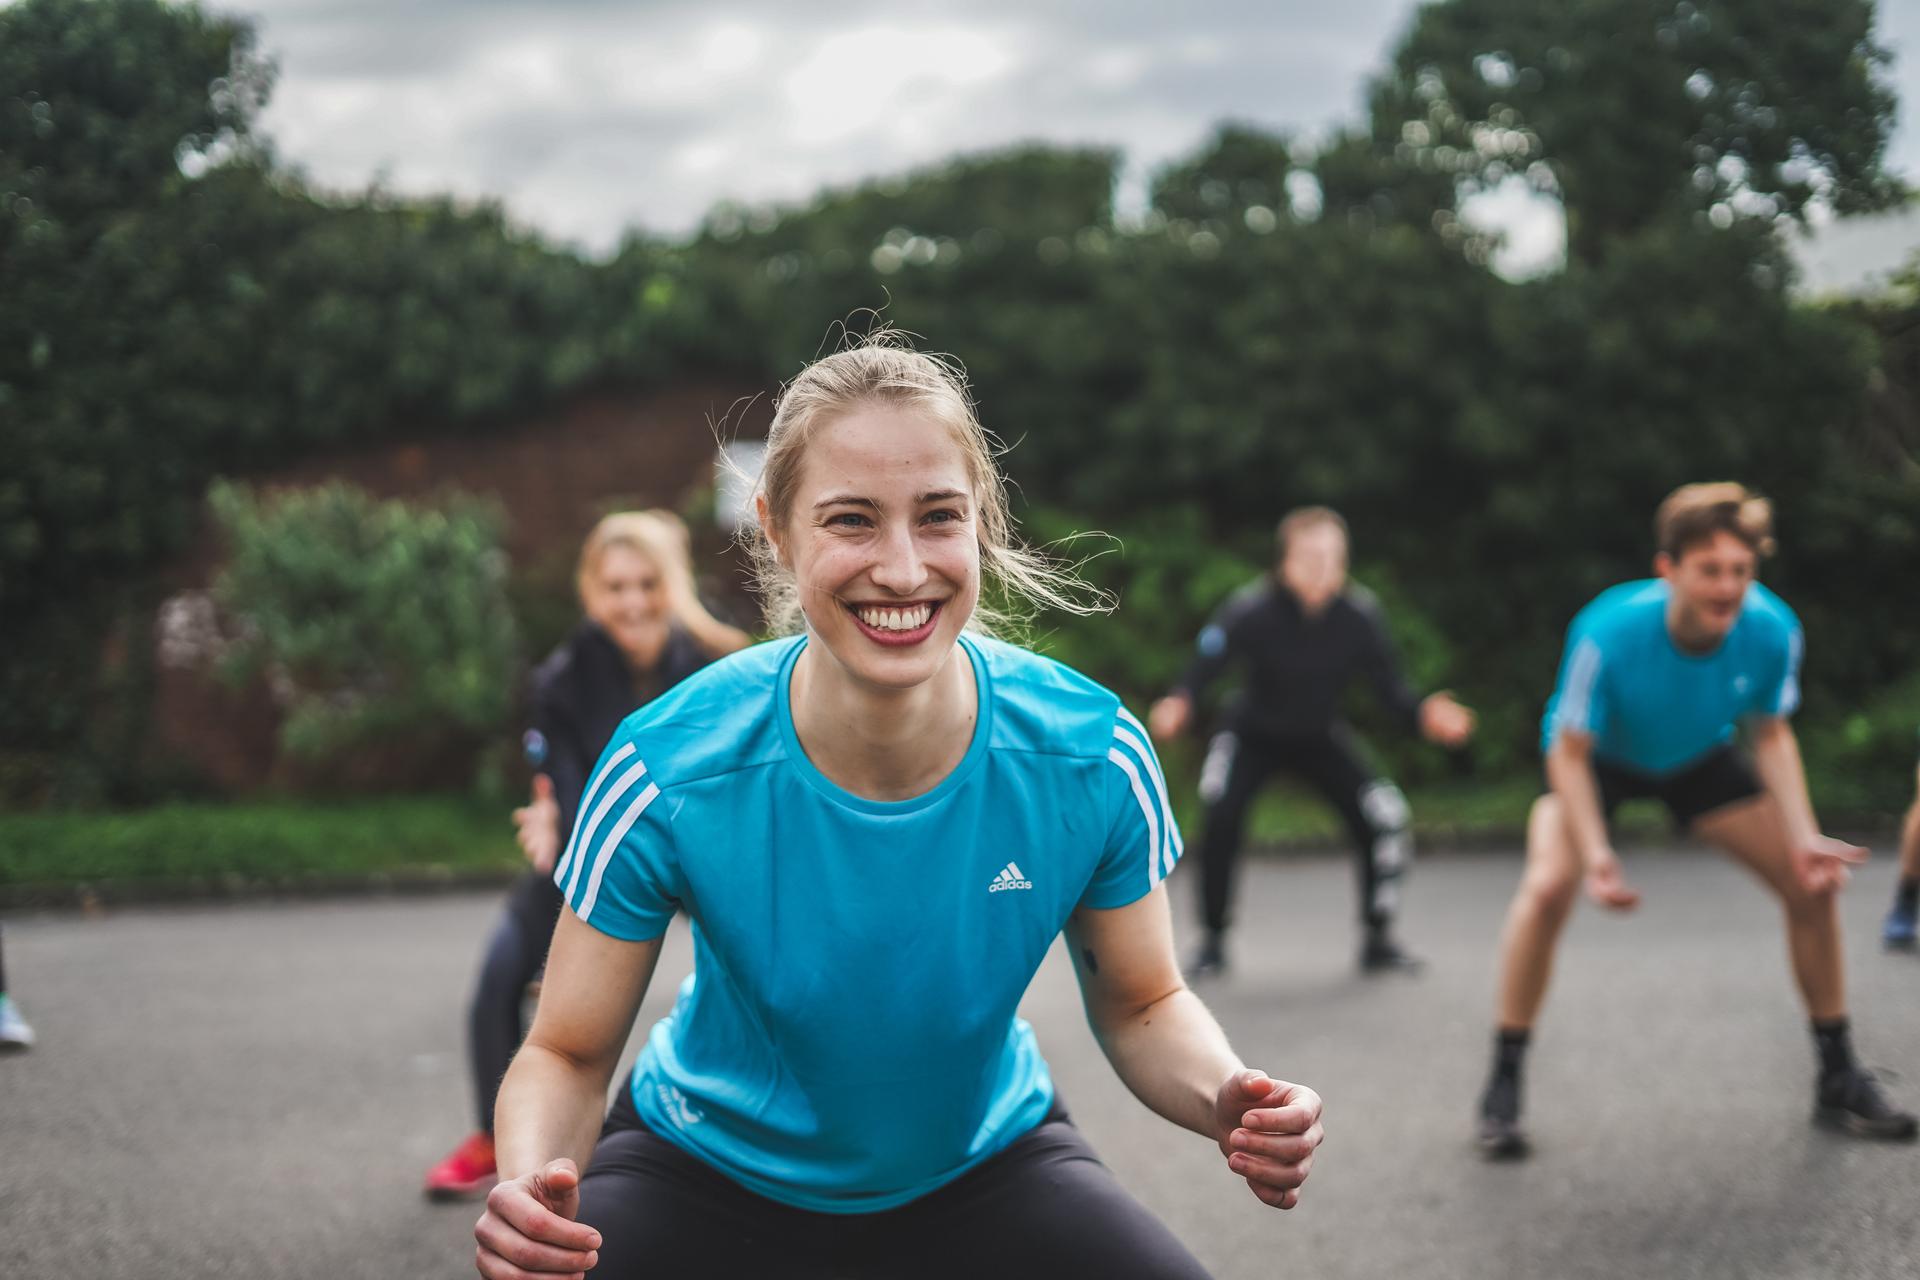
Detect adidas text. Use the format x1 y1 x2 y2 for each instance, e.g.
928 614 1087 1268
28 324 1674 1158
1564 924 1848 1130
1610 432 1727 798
989 862 1033 893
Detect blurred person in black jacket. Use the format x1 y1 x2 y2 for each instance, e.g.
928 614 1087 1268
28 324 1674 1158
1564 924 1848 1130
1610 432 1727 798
1149 508 1474 979
424 510 748 1200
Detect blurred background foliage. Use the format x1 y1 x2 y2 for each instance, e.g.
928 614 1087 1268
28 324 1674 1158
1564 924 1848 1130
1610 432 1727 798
208 481 517 786
3 0 1917 816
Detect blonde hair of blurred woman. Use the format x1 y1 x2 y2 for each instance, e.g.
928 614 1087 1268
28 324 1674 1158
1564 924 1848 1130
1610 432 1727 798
577 510 750 659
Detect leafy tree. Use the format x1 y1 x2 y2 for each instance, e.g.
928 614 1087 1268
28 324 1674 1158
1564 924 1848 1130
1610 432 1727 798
0 0 619 798
1369 0 1903 263
1150 124 1299 227
1309 126 1463 242
0 0 269 237
4 0 1916 807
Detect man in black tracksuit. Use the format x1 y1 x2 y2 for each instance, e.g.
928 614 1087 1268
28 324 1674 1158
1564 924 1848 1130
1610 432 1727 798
1150 507 1475 977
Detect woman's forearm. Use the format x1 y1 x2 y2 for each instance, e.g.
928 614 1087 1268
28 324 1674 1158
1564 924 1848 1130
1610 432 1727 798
1090 988 1242 1143
492 1041 618 1182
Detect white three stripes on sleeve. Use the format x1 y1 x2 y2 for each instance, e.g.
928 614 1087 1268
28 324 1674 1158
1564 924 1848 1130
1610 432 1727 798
551 741 663 922
1555 637 1602 735
1110 708 1182 895
1774 629 1803 716
552 741 635 890
579 782 660 923
1115 708 1183 871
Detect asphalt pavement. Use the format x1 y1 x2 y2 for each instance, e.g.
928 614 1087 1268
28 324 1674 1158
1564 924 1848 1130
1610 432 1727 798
3 845 1917 1279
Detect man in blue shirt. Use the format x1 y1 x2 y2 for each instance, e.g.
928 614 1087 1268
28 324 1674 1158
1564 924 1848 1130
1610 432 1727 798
1477 483 1915 1157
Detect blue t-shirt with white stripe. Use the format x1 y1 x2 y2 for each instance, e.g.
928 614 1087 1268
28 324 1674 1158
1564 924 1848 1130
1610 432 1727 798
553 632 1182 1213
1540 579 1802 776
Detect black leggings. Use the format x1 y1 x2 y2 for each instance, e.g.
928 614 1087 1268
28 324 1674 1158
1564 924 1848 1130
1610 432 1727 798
578 1087 1213 1279
1196 724 1411 934
468 871 563 1132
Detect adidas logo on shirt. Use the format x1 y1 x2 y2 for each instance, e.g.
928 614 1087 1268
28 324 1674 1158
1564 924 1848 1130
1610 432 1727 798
988 862 1033 893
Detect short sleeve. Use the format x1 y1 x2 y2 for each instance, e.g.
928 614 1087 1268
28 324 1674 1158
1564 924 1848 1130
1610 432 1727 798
1764 618 1804 719
1549 634 1608 744
551 731 684 941
1084 705 1183 910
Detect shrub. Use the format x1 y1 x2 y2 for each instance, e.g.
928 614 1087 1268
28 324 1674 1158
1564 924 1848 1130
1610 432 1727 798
209 481 517 787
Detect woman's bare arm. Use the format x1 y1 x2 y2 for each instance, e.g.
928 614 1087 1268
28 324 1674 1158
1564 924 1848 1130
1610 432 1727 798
475 912 663 1277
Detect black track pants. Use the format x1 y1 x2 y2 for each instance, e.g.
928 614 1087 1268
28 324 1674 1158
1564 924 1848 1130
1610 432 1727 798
1194 725 1412 935
467 871 563 1131
578 1088 1214 1279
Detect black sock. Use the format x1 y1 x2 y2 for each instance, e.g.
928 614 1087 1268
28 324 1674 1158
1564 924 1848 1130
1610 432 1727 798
1493 1027 1530 1080
1897 877 1918 915
1811 1018 1856 1079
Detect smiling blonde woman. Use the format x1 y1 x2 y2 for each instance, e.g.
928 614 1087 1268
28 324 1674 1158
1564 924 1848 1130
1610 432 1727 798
473 336 1325 1280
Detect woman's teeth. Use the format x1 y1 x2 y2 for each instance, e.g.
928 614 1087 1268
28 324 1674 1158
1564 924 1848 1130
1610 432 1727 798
856 604 933 632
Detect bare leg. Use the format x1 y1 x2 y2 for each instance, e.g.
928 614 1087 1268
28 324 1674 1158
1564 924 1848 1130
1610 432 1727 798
1698 792 1919 1137
1887 765 1920 948
1898 765 1920 887
1479 795 1582 1155
1495 795 1584 1029
1692 795 1845 1021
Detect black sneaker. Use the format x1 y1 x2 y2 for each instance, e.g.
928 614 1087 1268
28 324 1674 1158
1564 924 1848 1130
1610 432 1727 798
1183 937 1227 983
1476 1071 1529 1159
1359 933 1426 975
1814 1068 1919 1140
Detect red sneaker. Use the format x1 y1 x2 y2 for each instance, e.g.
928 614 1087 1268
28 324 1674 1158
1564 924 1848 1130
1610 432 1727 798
423 1131 497 1201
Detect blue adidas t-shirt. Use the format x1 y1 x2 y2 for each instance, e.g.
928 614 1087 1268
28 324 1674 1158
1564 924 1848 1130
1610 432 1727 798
551 632 1182 1213
1540 579 1802 776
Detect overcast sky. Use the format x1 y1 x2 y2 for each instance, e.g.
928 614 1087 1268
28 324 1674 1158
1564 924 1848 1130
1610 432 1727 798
233 0 1919 282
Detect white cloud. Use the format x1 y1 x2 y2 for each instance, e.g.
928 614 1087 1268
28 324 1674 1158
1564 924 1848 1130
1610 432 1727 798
782 24 1024 146
235 0 1919 263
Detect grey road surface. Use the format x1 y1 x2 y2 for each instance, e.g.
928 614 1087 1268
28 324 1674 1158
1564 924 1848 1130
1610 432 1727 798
3 847 1917 1279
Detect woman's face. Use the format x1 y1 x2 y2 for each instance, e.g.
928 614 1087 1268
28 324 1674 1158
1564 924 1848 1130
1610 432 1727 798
769 403 981 693
582 543 668 655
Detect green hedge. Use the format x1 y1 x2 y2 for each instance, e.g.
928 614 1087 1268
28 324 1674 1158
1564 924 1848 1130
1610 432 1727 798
5 0 1915 807
0 795 521 888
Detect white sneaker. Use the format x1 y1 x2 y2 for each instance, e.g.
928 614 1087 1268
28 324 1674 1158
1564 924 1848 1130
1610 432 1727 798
0 995 35 1049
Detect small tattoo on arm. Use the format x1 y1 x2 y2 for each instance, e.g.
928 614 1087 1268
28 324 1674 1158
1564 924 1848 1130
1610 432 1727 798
1081 947 1099 975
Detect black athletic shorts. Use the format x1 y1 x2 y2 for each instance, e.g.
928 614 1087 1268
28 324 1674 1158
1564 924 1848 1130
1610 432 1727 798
577 1082 1213 1279
1585 744 1763 829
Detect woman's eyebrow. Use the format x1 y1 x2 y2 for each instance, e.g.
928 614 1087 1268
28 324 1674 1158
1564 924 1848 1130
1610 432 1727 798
813 494 877 511
811 489 969 511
